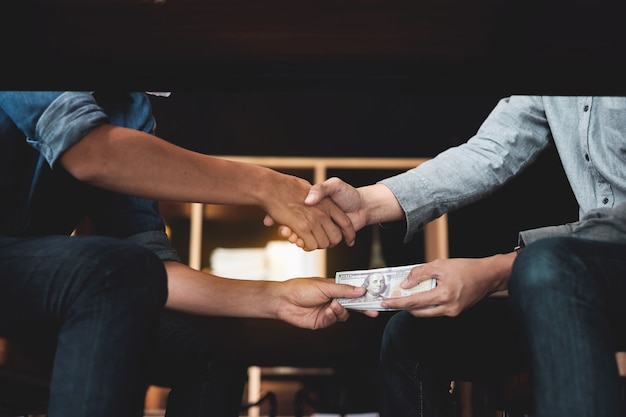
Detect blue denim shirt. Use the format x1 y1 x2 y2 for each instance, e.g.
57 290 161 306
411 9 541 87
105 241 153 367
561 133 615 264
0 91 180 262
381 96 626 246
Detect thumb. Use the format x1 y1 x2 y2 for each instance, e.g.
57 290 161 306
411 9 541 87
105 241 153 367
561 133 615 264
333 284 367 298
304 183 325 205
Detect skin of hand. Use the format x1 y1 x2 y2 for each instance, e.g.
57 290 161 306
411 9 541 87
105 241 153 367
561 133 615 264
164 261 378 329
59 124 354 251
267 177 403 248
380 252 516 317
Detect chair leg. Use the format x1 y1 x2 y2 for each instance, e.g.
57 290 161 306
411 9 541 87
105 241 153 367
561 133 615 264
240 391 277 417
294 388 343 417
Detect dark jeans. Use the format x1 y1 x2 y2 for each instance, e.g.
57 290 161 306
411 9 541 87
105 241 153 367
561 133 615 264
378 298 526 417
148 312 249 417
378 236 626 417
1 235 249 417
0 235 168 417
509 237 626 417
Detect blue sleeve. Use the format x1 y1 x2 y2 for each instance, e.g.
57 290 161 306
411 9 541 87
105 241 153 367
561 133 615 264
0 90 180 261
88 192 181 262
0 91 108 168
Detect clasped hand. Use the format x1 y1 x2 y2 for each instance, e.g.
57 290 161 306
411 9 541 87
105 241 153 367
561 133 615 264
380 258 499 317
264 177 366 249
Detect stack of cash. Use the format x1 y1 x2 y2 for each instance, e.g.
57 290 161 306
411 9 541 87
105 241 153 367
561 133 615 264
335 264 436 311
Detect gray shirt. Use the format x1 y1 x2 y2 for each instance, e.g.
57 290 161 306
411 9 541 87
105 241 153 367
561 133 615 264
381 96 626 247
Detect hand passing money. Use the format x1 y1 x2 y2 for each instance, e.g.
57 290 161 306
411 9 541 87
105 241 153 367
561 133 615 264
335 264 436 311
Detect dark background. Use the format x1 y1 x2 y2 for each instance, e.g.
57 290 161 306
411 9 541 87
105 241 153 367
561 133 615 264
149 91 578 415
4 0 626 93
150 92 578 272
2 1 592 414
3 0 589 262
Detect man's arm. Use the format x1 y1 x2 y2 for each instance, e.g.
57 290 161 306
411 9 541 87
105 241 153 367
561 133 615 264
60 124 355 251
163 261 376 329
380 252 516 317
281 176 518 317
274 178 404 247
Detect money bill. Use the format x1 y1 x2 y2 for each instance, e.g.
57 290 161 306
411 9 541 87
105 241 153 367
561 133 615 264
335 264 436 311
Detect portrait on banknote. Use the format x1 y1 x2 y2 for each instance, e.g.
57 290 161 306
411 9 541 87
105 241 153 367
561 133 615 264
335 264 436 311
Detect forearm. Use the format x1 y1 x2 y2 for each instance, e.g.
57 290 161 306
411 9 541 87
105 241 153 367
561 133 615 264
164 261 281 318
359 183 406 226
484 251 517 293
62 124 354 251
60 124 284 206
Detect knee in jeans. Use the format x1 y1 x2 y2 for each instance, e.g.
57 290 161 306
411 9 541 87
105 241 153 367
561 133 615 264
509 237 579 299
87 239 168 309
381 311 423 359
116 245 167 302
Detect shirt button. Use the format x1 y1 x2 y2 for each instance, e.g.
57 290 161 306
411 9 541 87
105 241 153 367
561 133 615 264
584 105 589 112
584 154 590 161
602 197 609 204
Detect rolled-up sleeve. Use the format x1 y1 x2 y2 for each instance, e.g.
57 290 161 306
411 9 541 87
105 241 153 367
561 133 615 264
0 91 108 168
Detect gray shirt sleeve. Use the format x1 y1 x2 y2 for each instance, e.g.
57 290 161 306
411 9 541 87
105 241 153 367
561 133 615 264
380 96 552 242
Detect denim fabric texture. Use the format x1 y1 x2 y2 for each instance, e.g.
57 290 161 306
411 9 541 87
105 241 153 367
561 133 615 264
0 235 168 417
0 91 244 416
378 298 526 417
510 237 626 417
377 96 626 417
378 237 626 417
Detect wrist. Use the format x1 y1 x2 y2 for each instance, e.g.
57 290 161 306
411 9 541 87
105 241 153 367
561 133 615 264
489 253 516 292
256 280 283 319
362 184 402 226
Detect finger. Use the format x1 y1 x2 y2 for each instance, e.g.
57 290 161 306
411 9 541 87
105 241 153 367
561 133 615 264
324 199 356 247
277 225 293 238
304 182 326 205
278 226 300 244
356 309 380 318
404 305 444 318
298 226 322 251
317 213 344 248
382 293 438 311
328 301 350 322
301 202 346 250
278 226 308 250
307 224 330 251
273 219 308 249
291 210 331 250
263 214 276 227
381 299 442 317
403 264 434 287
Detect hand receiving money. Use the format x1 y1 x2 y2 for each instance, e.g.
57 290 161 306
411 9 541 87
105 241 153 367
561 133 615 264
335 264 436 311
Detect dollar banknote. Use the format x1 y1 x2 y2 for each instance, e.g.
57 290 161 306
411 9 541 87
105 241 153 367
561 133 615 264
335 264 436 311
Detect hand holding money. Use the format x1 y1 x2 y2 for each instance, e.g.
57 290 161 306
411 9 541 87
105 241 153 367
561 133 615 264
335 264 436 311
